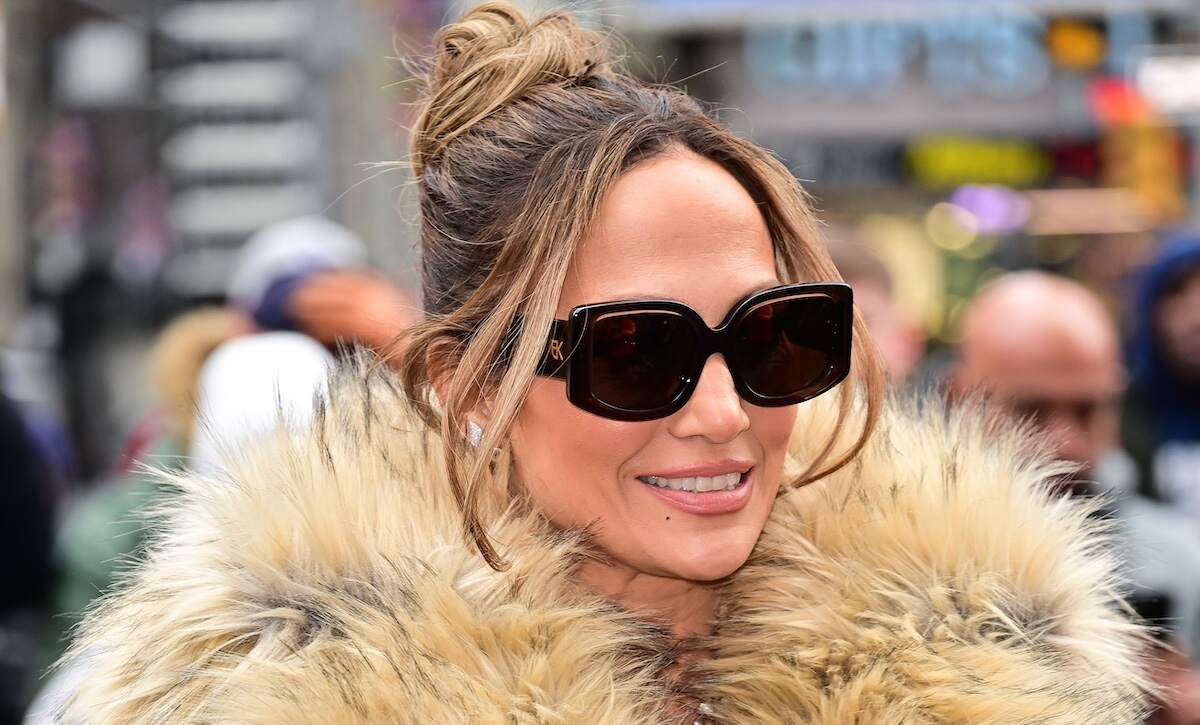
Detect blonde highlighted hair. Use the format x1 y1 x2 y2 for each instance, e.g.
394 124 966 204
392 2 885 569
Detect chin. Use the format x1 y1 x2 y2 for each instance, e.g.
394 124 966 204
658 539 756 582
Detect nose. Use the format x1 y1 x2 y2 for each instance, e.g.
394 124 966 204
667 355 750 443
1041 409 1089 467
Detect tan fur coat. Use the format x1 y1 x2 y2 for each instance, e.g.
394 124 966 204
60 363 1150 723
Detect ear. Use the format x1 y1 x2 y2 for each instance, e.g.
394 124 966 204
427 340 494 432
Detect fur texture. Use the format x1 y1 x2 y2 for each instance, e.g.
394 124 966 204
61 362 1149 723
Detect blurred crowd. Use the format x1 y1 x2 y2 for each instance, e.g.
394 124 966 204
3 216 418 722
1 213 1198 722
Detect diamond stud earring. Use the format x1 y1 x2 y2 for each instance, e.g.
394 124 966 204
466 420 484 448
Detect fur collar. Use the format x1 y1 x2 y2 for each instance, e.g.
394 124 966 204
62 362 1148 723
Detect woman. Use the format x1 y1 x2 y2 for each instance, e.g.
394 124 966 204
61 4 1149 722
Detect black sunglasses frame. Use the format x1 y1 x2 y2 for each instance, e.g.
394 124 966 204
535 282 854 421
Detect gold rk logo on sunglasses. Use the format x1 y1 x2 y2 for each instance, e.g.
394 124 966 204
549 340 565 361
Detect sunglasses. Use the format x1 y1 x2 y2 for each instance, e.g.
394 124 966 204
534 282 853 421
1009 396 1116 427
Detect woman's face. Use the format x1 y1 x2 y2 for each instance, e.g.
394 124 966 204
510 150 798 582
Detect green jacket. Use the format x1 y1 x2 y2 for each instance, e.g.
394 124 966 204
42 436 183 669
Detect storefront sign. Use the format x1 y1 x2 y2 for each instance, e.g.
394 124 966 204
906 136 1051 188
744 11 1154 101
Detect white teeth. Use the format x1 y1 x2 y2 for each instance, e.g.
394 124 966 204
641 472 743 492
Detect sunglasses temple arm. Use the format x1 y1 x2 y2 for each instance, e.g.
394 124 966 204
535 319 570 380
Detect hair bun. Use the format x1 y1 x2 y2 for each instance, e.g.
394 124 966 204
413 2 611 170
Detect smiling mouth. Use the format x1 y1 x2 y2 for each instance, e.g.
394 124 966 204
636 471 750 493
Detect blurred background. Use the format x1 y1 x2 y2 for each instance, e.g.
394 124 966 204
4 0 1200 721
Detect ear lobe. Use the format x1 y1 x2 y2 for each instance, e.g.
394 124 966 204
427 340 496 438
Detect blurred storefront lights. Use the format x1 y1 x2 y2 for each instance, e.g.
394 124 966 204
857 213 946 338
1046 18 1107 71
1023 187 1154 235
907 136 1051 189
925 202 979 252
949 185 1031 234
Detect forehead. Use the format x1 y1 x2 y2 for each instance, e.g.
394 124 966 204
966 318 1121 399
559 150 779 326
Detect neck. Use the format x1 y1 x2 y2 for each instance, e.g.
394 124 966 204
577 559 718 640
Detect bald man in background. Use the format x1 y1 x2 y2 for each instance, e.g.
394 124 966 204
957 272 1123 493
955 272 1200 723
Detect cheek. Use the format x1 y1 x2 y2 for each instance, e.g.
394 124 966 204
1088 408 1118 450
1159 299 1196 343
510 378 651 527
749 405 799 487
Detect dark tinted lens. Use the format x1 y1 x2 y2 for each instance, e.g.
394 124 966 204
587 311 696 411
732 295 839 400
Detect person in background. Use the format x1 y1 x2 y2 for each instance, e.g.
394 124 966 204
826 230 925 385
955 271 1200 723
228 215 418 357
188 215 417 471
30 215 414 721
28 315 336 725
41 216 417 661
1123 233 1200 517
0 392 56 724
186 332 334 476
